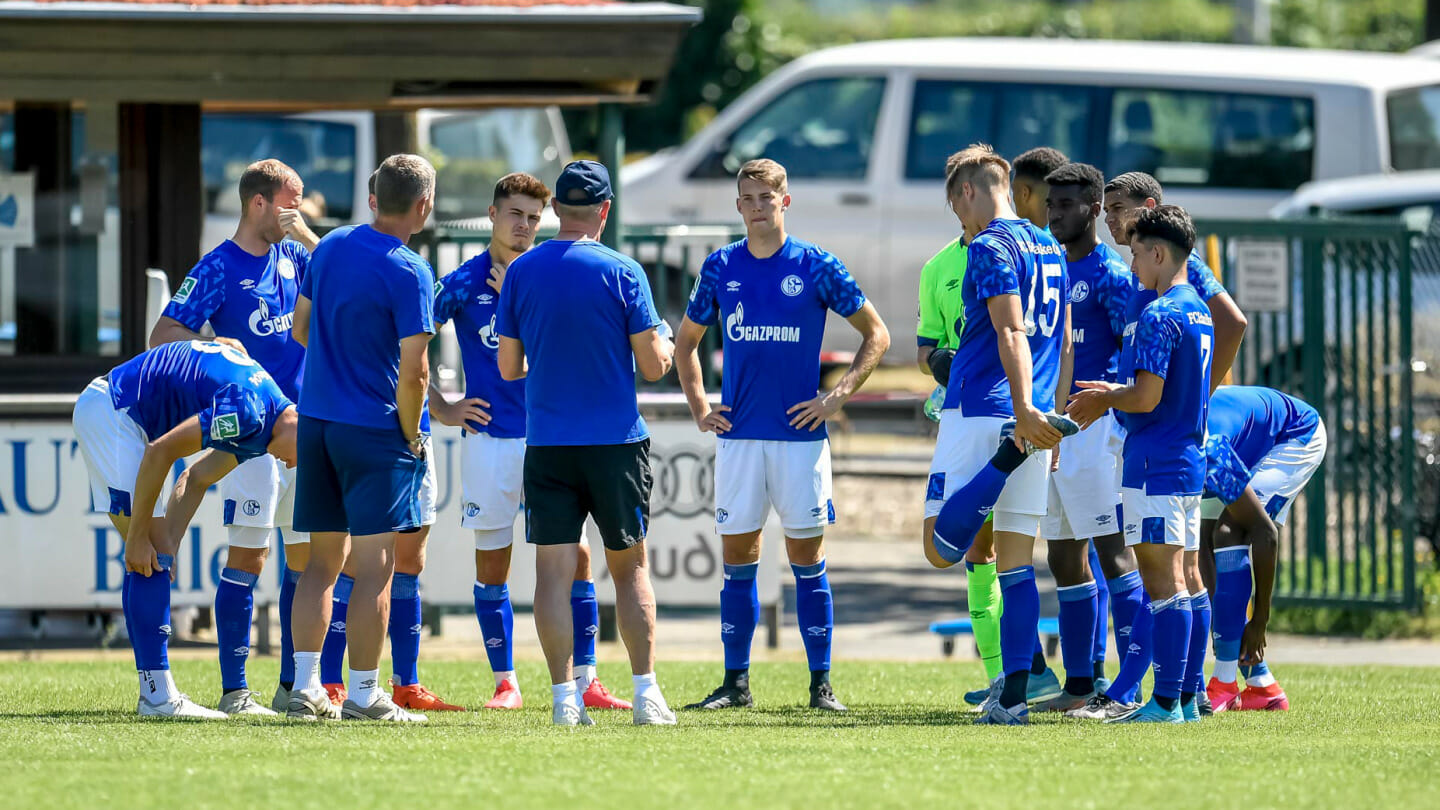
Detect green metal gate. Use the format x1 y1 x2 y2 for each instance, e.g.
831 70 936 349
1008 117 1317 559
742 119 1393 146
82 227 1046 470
1196 217 1422 609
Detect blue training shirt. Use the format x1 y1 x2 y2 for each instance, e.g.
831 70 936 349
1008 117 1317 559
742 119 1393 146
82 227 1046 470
495 239 661 447
434 251 526 439
945 218 1068 417
1065 241 1132 393
161 239 309 401
1202 385 1321 503
685 237 866 442
1119 283 1214 495
107 340 293 462
298 225 435 431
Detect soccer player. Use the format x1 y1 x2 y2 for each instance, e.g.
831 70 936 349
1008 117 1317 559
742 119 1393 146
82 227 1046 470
431 171 630 711
1067 204 1214 724
496 160 677 727
1033 162 1146 712
286 154 438 723
1201 385 1326 712
72 339 299 719
1010 147 1068 229
921 144 1070 725
149 159 317 716
675 159 890 712
1067 171 1249 720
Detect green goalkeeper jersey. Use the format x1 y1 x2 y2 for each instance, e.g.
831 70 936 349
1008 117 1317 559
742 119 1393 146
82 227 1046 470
917 236 968 351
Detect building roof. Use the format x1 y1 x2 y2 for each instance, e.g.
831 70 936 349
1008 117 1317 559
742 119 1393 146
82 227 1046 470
796 37 1440 92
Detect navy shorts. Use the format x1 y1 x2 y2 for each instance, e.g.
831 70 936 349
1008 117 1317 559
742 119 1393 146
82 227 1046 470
294 415 427 537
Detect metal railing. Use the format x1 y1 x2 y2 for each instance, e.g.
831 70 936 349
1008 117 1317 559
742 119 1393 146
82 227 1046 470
1198 217 1423 610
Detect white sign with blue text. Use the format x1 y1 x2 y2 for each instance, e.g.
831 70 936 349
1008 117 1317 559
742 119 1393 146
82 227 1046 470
0 172 35 249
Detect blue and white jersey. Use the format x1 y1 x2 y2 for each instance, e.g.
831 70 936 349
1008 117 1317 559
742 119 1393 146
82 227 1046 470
299 225 436 432
434 251 525 439
1065 241 1132 393
161 240 309 401
945 218 1068 417
1119 284 1214 495
107 340 293 462
1115 249 1226 430
1203 385 1322 502
685 237 866 442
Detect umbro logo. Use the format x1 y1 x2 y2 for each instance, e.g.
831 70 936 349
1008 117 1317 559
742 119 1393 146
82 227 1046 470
233 646 250 656
726 280 742 292
944 279 961 290
805 626 828 637
810 506 824 517
478 293 495 304
1096 514 1113 526
485 637 503 648
409 623 423 634
159 624 173 637
720 622 735 634
330 621 346 632
361 679 378 689
239 278 256 289
583 624 599 636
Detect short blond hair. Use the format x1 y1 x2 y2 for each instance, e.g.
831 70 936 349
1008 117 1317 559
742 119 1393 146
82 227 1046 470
945 144 1011 197
737 159 787 194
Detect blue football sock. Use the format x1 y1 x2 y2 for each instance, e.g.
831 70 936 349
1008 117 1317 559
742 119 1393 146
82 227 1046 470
278 566 301 686
388 572 422 687
792 561 833 672
1090 544 1110 671
1212 547 1252 669
1242 661 1273 683
474 582 514 675
1057 580 1099 693
1185 590 1212 696
931 464 1011 563
1149 592 1193 707
320 573 353 685
571 580 599 670
1106 570 1144 668
124 554 175 672
998 566 1040 706
215 567 259 693
1105 582 1151 704
721 563 760 671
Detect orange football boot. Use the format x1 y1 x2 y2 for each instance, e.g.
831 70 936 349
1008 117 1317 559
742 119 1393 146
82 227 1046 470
323 683 348 707
582 678 632 710
1238 682 1289 711
1205 677 1242 713
483 680 523 710
393 683 464 711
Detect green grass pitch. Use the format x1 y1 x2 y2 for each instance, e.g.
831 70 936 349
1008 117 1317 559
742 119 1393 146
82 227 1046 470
2 660 1437 809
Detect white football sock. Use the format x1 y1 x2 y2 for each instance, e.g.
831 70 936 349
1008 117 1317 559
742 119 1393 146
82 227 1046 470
575 664 597 690
495 670 516 688
633 672 660 703
293 651 323 697
1213 659 1239 684
139 669 176 704
349 669 381 708
1247 671 1277 688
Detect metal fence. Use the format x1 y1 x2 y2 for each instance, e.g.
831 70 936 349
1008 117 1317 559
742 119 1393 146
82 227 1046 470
1197 217 1423 609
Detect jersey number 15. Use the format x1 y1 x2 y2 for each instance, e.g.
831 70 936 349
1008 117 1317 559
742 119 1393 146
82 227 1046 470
1023 261 1064 339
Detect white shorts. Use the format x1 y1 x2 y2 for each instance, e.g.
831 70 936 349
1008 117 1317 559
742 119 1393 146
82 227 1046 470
1122 486 1201 550
222 454 297 529
73 377 167 519
1201 421 1327 526
925 412 1050 533
418 448 437 528
714 438 833 537
1043 412 1123 540
460 433 526 534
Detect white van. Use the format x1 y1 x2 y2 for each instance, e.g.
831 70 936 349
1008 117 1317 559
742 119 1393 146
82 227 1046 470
622 38 1440 360
200 107 572 252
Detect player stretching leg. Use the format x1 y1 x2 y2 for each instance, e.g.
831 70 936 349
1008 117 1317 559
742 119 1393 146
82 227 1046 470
1030 162 1135 712
432 172 630 711
1068 205 1214 724
676 159 890 712
1201 386 1326 712
919 145 1070 725
1068 172 1248 720
287 155 439 723
150 159 318 716
73 340 299 719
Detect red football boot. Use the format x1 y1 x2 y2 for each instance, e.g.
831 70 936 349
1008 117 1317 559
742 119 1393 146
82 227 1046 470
323 683 348 707
1238 682 1290 711
393 683 464 711
1206 677 1242 713
582 678 632 710
483 679 523 710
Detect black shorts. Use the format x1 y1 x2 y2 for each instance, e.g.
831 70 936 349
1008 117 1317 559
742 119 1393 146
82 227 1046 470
523 439 652 551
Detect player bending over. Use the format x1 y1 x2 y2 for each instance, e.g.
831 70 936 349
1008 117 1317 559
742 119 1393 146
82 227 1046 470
1201 385 1326 712
675 158 889 712
73 340 298 719
1067 205 1213 724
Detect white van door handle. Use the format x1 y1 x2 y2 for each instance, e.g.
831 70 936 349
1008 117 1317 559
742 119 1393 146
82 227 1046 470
838 192 871 206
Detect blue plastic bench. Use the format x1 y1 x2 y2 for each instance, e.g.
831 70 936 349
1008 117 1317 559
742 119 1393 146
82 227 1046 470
929 617 1061 658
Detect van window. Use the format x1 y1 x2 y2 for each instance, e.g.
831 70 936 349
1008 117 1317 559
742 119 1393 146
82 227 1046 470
691 76 886 180
1388 86 1440 171
428 109 567 219
201 115 357 221
1106 89 1314 189
905 81 1098 180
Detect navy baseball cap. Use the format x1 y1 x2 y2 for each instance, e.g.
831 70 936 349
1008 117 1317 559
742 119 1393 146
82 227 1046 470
555 160 613 205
